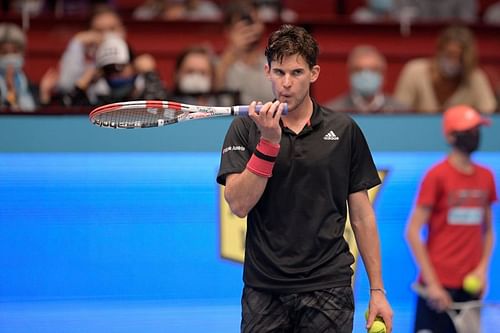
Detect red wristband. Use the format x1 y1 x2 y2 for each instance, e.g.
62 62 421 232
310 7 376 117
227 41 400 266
246 138 280 178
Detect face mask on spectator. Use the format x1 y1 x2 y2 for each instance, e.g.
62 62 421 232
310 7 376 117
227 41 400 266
0 53 24 71
439 56 462 78
106 75 136 100
453 129 480 154
107 75 135 88
369 0 393 13
179 73 211 94
350 70 382 97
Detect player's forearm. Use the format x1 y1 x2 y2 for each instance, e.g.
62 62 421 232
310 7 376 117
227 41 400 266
224 170 268 218
352 215 384 289
348 191 385 289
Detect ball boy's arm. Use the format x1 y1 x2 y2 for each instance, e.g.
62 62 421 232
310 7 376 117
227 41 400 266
405 205 452 310
472 206 495 292
348 190 393 333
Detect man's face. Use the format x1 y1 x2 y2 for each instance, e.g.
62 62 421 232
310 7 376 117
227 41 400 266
265 54 319 112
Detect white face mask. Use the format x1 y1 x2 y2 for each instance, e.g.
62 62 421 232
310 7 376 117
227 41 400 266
178 73 211 94
0 53 24 71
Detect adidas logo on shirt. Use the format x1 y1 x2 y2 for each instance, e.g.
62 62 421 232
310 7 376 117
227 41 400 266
323 130 339 141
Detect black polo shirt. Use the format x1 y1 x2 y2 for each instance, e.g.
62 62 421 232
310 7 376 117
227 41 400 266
217 102 381 293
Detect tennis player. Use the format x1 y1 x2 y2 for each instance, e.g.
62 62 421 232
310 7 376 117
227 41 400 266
406 105 497 333
217 24 392 333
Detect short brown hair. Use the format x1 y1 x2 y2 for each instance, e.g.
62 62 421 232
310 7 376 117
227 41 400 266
265 25 319 69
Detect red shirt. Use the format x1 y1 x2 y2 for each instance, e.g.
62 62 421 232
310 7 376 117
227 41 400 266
417 159 497 288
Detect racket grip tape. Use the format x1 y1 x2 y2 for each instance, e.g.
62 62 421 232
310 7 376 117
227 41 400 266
233 103 288 116
246 138 280 178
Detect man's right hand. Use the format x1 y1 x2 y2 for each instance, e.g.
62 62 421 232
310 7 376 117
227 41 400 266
248 100 285 144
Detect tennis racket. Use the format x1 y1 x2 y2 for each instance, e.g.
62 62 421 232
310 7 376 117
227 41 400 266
89 100 288 129
411 282 499 333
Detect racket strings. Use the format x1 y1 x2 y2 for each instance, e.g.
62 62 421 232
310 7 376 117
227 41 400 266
93 107 183 128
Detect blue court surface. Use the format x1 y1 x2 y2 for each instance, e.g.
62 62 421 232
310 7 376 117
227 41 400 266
1 152 499 332
1 300 499 332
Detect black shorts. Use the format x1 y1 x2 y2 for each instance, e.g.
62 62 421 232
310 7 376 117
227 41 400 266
241 285 354 333
413 287 479 333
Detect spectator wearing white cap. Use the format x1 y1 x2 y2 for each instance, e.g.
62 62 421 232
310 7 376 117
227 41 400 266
0 23 36 112
64 34 168 106
39 4 161 106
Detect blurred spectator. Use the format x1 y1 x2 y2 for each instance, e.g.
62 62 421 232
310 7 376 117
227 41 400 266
133 0 221 21
52 4 127 97
351 0 398 23
327 45 408 113
397 0 478 23
40 4 159 106
0 23 36 112
170 45 240 106
170 45 215 104
51 0 111 17
215 1 274 105
252 0 297 22
483 1 500 25
394 25 497 114
63 34 167 106
8 0 46 16
4 0 110 17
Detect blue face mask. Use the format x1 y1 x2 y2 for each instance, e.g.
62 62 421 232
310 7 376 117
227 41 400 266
107 75 136 88
350 70 383 97
369 0 393 13
0 54 24 72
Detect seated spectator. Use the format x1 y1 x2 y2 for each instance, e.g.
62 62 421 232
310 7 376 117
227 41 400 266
40 4 159 106
4 0 110 17
326 45 408 113
252 0 297 22
54 4 127 96
394 25 497 114
351 0 398 23
215 1 274 105
483 1 500 25
63 34 168 106
133 0 221 21
397 0 478 23
170 45 237 106
0 23 36 112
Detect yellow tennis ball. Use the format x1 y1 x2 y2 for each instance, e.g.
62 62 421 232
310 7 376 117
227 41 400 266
463 274 481 294
368 320 386 333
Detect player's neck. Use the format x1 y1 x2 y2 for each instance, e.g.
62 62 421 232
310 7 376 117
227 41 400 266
282 97 313 133
448 150 474 174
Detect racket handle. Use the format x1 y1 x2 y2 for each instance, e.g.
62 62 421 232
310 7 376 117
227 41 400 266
233 103 288 116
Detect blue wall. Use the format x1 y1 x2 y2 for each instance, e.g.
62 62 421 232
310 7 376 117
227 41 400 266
1 115 499 306
1 114 499 152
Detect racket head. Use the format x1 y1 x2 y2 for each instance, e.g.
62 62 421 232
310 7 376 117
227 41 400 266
89 100 289 129
89 101 184 129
